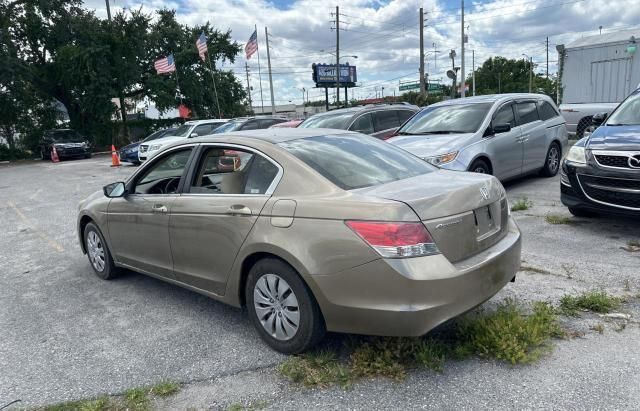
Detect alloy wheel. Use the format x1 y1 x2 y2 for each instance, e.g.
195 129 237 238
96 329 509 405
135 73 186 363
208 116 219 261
548 146 559 173
87 231 105 272
253 274 300 341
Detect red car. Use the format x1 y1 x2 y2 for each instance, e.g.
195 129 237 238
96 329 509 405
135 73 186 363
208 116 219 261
269 119 303 128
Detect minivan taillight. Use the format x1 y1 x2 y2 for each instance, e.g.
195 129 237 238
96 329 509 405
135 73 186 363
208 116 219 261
345 221 439 258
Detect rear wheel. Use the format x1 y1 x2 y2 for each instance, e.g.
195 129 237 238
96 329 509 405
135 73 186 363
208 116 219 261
246 258 325 354
40 148 50 160
568 207 596 218
469 158 491 175
540 142 561 177
84 222 119 280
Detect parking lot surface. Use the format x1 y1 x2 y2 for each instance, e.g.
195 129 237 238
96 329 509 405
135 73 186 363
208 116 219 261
1 156 639 408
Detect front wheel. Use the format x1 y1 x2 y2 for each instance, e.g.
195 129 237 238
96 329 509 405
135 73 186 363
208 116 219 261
469 158 491 175
540 142 561 177
246 258 325 354
84 222 119 280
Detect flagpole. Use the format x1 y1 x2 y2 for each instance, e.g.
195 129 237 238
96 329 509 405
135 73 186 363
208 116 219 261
173 56 183 105
206 56 222 119
255 24 265 114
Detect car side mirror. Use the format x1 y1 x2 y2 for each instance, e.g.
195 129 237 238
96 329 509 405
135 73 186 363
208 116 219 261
492 123 511 134
592 112 608 126
190 132 198 138
103 181 126 198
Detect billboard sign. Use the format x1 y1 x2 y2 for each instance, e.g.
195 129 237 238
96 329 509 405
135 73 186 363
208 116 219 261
399 81 420 91
313 64 357 86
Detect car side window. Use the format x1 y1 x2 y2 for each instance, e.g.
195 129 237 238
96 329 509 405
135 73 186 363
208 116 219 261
373 110 399 132
134 148 193 195
240 120 261 130
190 147 279 195
349 113 374 134
258 119 278 128
397 110 415 124
493 104 516 128
538 101 559 121
191 124 210 137
516 102 540 125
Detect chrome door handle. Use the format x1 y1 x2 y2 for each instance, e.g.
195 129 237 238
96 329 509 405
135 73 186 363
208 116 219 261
152 204 168 213
226 205 252 216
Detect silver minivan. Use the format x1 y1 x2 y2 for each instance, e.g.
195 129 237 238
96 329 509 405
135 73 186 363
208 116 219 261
388 94 568 181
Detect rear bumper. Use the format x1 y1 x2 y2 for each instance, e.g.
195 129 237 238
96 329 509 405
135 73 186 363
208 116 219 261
310 217 521 336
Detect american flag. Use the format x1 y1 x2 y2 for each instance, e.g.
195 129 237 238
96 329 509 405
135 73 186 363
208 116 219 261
245 30 258 60
154 54 176 74
196 32 208 62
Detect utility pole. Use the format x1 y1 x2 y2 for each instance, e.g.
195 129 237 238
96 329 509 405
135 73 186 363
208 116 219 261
419 7 425 97
433 43 438 73
546 36 549 78
265 27 276 115
105 0 111 21
460 0 465 98
245 62 253 113
529 56 533 93
335 6 340 106
472 49 476 96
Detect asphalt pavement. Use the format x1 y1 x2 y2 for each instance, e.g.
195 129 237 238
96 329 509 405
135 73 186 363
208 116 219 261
0 156 639 409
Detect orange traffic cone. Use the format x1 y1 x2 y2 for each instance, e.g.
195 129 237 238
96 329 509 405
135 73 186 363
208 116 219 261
51 146 60 163
110 144 121 167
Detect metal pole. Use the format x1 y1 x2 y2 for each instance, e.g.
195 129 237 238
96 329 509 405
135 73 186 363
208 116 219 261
206 56 222 119
419 7 425 97
255 24 265 114
335 6 340 106
325 87 329 111
472 49 476 96
546 36 549 78
529 56 533 93
265 27 276 115
105 0 111 21
460 0 465 98
245 62 253 113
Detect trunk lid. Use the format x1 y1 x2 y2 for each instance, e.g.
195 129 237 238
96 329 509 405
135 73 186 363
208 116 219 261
353 170 509 263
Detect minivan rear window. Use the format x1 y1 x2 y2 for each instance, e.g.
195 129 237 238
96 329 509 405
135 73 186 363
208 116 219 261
279 134 434 190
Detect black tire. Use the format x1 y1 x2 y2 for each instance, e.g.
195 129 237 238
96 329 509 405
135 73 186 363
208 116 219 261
84 153 92 159
41 147 50 160
469 158 491 175
540 142 561 177
83 222 119 280
576 116 592 139
246 258 325 354
568 207 596 218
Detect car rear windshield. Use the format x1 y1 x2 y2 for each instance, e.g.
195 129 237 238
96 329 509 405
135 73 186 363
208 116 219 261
213 121 243 133
48 130 83 141
279 134 434 190
398 103 492 135
298 112 355 130
607 91 640 126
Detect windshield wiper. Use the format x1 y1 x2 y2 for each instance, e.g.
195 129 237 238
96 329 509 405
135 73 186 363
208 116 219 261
409 130 467 135
606 123 640 126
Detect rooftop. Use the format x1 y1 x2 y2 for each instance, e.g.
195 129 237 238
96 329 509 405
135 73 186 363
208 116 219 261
565 28 639 49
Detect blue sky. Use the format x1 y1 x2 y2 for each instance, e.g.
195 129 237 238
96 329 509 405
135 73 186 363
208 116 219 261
89 0 640 106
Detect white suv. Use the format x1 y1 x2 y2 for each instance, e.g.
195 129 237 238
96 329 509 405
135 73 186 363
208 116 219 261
138 119 229 162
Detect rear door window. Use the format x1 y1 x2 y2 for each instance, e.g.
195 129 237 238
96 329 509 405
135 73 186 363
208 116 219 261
373 110 399 132
537 101 559 121
349 113 374 134
240 120 261 130
192 124 214 136
516 102 540 125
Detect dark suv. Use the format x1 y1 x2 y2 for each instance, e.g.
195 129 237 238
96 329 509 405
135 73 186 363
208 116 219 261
213 116 289 133
298 104 419 139
561 87 640 217
40 129 91 160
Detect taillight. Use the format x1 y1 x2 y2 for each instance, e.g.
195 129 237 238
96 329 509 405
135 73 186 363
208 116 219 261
345 221 439 258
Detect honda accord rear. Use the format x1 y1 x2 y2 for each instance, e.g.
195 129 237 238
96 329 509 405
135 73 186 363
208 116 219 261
78 129 520 353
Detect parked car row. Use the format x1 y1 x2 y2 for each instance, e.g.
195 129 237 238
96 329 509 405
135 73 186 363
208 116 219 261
76 89 638 355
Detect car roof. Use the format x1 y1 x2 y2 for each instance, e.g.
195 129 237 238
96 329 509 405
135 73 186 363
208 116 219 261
310 104 418 118
428 93 551 108
184 119 231 125
168 128 354 147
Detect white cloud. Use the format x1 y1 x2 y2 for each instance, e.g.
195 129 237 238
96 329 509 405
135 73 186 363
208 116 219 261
82 0 640 105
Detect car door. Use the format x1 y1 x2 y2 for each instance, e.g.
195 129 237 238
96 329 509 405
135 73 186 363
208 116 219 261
169 144 282 294
107 146 196 278
515 100 547 172
371 110 401 139
487 102 524 180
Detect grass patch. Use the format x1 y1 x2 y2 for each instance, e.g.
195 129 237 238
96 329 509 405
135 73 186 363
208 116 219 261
39 380 180 411
590 323 604 334
545 214 573 225
279 299 563 387
621 240 640 252
510 197 533 212
520 265 552 275
559 291 623 316
227 400 269 411
149 380 180 397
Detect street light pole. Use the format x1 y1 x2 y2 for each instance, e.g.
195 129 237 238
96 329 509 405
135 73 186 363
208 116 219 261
460 0 465 98
335 5 340 106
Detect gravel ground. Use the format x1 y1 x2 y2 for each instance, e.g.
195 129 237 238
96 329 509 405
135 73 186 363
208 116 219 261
0 156 639 409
